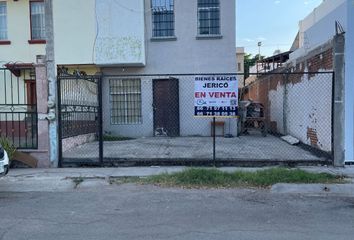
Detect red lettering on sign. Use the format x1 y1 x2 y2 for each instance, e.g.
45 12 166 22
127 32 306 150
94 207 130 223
195 92 206 98
208 92 237 98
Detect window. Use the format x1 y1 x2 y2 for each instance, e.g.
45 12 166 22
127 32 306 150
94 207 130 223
30 1 45 40
198 0 220 35
0 2 7 40
110 79 142 125
151 0 174 37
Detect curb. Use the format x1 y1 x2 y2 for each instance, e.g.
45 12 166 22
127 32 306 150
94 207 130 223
271 183 354 197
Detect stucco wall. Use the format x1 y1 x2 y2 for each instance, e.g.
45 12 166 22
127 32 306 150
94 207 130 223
0 0 45 65
54 0 146 66
101 0 237 137
298 0 346 50
102 0 236 75
95 0 146 66
302 3 346 50
102 76 238 138
236 47 245 87
53 0 96 65
345 0 354 162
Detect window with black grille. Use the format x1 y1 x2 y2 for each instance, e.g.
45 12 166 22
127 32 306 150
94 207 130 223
110 79 142 125
151 0 175 37
198 0 220 35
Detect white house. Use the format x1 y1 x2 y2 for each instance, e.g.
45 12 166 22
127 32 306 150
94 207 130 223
0 0 237 166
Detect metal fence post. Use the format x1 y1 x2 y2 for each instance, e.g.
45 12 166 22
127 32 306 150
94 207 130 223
213 117 216 166
333 34 345 167
282 73 288 135
57 75 62 167
98 76 104 165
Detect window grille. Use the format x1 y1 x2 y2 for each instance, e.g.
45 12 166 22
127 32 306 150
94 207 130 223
198 0 220 35
152 0 175 37
110 79 142 125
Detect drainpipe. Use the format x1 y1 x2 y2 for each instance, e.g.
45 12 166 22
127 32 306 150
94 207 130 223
45 0 58 167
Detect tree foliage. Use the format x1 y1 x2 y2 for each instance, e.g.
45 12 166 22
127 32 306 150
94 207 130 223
244 54 266 78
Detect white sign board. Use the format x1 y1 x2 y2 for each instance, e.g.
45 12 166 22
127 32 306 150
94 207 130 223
194 75 238 117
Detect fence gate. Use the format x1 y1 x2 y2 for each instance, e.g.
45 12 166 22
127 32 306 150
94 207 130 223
57 70 102 166
0 67 38 149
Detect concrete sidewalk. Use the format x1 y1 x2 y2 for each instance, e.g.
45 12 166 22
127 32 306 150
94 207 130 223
1 166 354 195
5 166 354 179
63 136 324 162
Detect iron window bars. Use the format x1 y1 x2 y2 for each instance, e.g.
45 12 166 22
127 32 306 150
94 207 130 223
198 0 220 35
152 0 175 37
110 78 142 125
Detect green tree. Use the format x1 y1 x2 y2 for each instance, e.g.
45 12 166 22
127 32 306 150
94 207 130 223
244 54 266 78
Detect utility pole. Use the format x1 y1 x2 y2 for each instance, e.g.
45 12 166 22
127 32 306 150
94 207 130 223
258 41 262 60
45 0 58 167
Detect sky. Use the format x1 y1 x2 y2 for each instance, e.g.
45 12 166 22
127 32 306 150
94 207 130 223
236 0 323 57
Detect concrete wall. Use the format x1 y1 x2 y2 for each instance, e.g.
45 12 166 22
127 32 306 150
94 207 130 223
62 133 96 152
236 47 245 87
53 0 96 65
54 0 145 66
20 59 50 167
299 0 346 50
102 0 237 138
345 0 354 162
102 0 236 75
1 0 146 66
95 0 146 66
0 0 45 65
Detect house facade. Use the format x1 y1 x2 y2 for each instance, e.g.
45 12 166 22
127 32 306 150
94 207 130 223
0 0 236 166
236 47 245 88
0 0 48 166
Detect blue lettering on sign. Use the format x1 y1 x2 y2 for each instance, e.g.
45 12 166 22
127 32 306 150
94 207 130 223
194 106 238 117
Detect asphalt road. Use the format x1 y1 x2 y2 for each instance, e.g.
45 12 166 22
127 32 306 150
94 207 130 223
0 183 353 240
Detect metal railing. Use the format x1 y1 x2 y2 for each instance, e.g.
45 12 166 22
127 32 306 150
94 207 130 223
0 68 38 149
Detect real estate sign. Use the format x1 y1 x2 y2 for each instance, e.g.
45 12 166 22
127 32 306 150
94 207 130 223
194 75 238 117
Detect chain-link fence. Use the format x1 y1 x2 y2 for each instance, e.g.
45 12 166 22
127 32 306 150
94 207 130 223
58 72 334 167
241 72 334 160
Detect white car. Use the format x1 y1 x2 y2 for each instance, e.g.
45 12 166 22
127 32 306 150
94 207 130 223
0 144 9 176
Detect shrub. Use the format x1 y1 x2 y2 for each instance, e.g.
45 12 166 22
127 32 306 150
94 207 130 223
0 137 17 161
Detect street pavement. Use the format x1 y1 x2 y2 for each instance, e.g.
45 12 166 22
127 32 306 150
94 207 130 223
0 166 353 240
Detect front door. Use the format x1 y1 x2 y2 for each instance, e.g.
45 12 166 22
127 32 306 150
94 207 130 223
153 78 180 137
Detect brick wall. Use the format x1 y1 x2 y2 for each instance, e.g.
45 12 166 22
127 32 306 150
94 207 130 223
242 42 334 153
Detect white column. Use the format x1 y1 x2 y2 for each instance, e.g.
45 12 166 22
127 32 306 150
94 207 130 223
345 0 354 162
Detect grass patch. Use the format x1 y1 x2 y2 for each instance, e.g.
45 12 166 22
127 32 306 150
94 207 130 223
124 168 345 188
103 135 134 141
